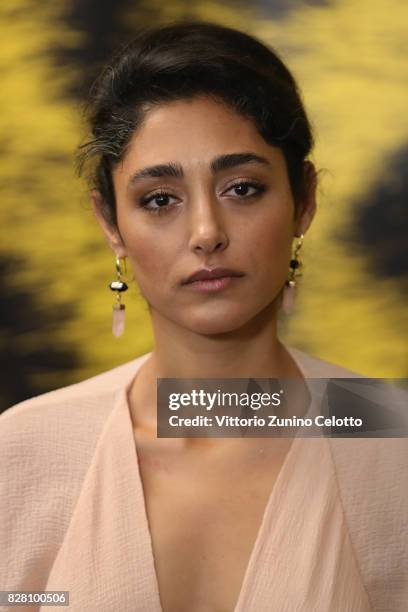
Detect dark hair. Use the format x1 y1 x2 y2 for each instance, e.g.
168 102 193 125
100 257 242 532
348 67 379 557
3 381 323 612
77 20 315 227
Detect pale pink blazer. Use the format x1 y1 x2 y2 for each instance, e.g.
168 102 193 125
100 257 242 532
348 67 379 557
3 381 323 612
1 346 407 611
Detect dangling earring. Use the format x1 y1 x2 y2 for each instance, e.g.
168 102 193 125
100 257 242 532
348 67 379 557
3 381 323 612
282 234 304 314
109 256 129 337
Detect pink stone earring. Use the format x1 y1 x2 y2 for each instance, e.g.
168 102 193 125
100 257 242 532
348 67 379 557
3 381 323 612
282 234 304 314
109 256 129 337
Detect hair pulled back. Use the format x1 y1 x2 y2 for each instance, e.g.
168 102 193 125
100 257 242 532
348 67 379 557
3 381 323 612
77 20 315 227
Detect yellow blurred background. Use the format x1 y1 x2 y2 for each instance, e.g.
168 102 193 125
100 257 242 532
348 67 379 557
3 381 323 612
1 0 407 410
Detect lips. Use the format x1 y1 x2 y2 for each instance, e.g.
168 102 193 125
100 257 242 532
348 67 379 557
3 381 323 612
183 267 244 284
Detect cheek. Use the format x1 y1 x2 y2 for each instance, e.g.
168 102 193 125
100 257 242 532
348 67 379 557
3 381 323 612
122 226 177 288
246 206 294 272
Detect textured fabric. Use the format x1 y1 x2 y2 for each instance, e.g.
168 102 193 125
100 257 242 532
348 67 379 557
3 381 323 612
0 346 407 611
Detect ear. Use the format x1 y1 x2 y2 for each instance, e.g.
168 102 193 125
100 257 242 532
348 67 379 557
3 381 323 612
90 190 127 258
294 161 318 236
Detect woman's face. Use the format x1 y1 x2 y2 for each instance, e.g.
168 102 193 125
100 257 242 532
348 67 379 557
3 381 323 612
94 95 316 335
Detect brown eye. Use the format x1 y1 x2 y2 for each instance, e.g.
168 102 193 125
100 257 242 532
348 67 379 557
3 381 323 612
233 183 252 196
224 181 266 198
138 190 179 214
150 193 170 207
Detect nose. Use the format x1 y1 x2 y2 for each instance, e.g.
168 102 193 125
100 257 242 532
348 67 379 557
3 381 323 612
188 197 229 255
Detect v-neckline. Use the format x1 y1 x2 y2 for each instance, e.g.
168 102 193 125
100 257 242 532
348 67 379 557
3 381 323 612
120 345 317 612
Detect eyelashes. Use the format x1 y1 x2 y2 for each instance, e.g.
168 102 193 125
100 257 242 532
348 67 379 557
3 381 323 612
137 180 267 216
138 189 176 215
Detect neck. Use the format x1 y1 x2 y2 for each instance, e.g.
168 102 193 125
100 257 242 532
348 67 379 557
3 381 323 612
129 302 307 437
148 301 301 379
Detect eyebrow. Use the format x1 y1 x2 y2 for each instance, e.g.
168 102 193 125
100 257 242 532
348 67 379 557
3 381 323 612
127 152 272 187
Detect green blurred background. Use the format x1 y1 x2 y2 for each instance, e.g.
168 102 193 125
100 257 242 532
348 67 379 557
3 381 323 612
1 0 407 411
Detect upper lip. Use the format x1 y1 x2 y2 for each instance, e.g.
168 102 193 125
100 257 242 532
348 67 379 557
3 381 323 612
183 267 245 284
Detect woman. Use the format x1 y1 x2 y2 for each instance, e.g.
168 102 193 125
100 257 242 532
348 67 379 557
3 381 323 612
1 21 406 612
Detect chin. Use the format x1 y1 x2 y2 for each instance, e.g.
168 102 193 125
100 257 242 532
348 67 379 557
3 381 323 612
182 307 260 336
188 320 244 336
191 296 281 336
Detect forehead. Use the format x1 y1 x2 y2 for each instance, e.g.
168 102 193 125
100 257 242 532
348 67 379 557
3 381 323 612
136 95 255 135
114 95 285 180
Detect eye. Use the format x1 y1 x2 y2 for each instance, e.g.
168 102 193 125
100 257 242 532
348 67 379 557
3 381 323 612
223 180 266 199
138 180 266 215
138 190 179 214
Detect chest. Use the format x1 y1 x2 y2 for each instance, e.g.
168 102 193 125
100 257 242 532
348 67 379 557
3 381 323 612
136 441 289 612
